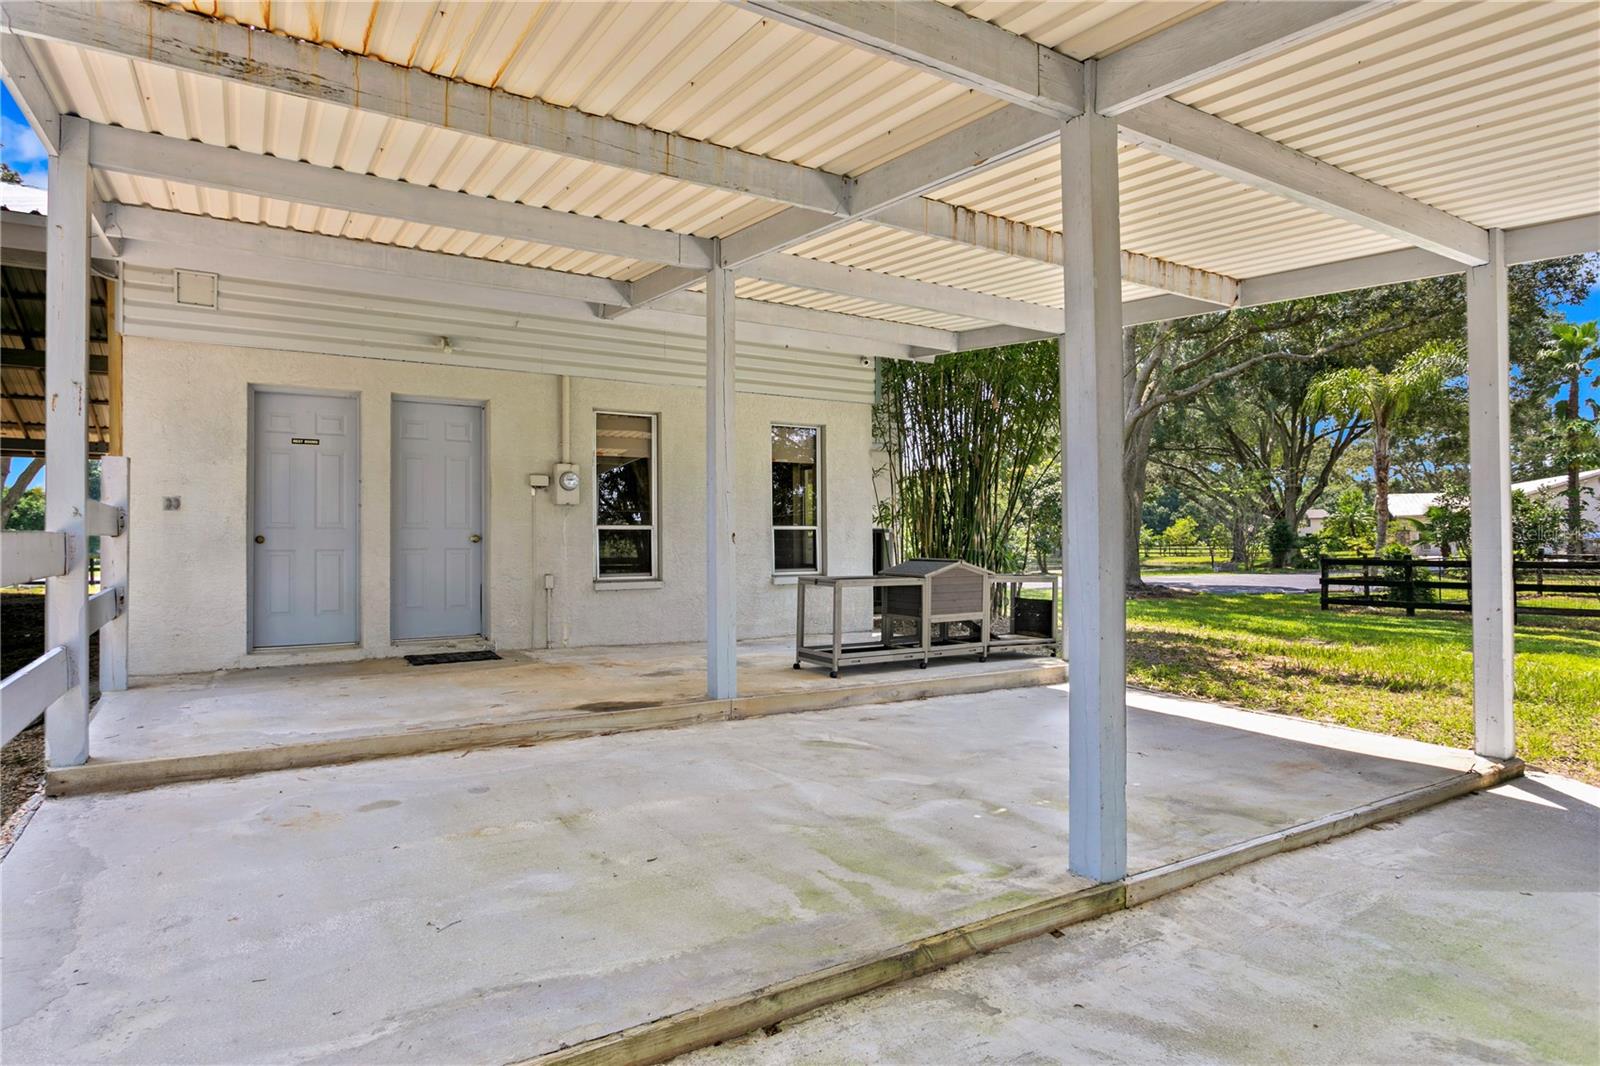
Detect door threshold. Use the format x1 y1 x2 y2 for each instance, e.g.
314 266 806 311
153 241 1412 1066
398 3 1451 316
390 636 490 647
248 642 361 655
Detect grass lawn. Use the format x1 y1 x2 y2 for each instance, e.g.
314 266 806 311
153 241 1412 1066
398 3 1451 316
1125 593 1600 784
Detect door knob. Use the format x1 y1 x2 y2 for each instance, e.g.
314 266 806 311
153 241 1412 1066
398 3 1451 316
254 534 266 544
469 533 482 543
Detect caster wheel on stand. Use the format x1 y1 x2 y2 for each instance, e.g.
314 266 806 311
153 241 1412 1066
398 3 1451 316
829 670 839 679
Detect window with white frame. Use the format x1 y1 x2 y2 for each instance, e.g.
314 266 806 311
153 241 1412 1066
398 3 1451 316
595 412 658 579
772 424 822 573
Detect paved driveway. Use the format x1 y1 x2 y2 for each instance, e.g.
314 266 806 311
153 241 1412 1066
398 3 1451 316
693 771 1600 1066
1144 570 1321 594
1 686 1483 1063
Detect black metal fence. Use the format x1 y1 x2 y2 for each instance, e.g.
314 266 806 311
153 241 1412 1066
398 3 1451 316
1319 555 1600 619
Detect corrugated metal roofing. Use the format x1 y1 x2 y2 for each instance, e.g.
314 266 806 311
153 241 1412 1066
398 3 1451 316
12 0 1599 333
151 1 1012 175
0 185 48 214
1 264 112 453
1172 1 1600 231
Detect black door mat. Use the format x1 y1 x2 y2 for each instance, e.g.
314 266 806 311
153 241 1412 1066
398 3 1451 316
404 650 502 666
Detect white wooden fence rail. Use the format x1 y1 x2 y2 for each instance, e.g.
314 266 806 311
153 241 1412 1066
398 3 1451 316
0 646 70 750
0 531 68 587
0 456 129 750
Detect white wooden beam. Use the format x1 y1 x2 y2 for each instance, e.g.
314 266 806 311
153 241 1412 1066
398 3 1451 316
705 256 738 700
1094 1 1397 115
1466 229 1514 761
645 293 955 356
108 205 627 309
1061 98 1128 885
0 32 56 149
109 205 952 356
725 107 1061 267
1121 293 1229 326
729 0 1484 273
84 499 125 538
1 5 850 217
85 585 123 635
85 121 711 270
44 117 91 768
745 255 1064 333
0 530 66 585
1239 247 1462 307
0 645 69 749
611 105 1060 315
950 325 1049 352
1118 211 1600 324
948 293 1230 352
1118 99 1490 266
734 0 1084 118
868 198 1242 304
0 33 119 259
1503 212 1600 265
98 456 130 693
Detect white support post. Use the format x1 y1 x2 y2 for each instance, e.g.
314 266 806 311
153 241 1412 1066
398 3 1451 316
44 118 91 767
1060 87 1129 884
705 256 738 700
1466 229 1514 760
99 456 130 693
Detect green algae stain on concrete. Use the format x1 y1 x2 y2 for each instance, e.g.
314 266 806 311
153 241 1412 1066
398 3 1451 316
793 820 966 893
1339 906 1600 1063
791 879 849 916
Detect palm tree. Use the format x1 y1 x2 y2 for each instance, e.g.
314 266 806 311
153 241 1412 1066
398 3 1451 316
1549 321 1598 554
1305 341 1463 549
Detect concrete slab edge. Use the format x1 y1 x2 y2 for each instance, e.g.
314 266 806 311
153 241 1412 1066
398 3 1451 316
523 757 1524 1066
44 663 1065 798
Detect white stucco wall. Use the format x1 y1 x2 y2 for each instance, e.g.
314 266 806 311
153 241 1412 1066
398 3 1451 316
124 338 874 677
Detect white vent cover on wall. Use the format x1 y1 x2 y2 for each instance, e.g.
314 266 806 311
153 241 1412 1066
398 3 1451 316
174 270 218 308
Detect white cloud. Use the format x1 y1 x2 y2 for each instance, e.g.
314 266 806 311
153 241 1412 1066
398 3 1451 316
1 113 49 184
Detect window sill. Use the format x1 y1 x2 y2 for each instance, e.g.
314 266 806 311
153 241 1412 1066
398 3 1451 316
593 579 663 591
771 574 820 586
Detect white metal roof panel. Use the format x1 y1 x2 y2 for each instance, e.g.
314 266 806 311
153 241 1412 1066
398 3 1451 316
1172 0 1600 232
11 0 1597 346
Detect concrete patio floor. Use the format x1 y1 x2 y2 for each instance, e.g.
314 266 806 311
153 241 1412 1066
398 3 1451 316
3 683 1502 1064
56 636 1063 793
691 771 1600 1065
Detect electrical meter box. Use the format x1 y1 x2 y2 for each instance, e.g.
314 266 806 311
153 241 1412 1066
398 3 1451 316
553 463 580 506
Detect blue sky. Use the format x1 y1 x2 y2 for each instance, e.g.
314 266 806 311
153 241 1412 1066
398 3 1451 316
1 84 49 187
1556 286 1600 324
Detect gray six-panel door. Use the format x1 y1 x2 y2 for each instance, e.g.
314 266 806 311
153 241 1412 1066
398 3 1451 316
251 390 360 648
392 399 485 640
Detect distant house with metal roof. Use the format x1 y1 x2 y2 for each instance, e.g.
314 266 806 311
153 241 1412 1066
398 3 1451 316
1302 469 1600 549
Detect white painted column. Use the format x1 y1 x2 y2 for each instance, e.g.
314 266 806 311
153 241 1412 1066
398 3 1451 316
1060 92 1128 883
1466 229 1514 760
99 456 130 693
705 255 738 699
44 119 92 767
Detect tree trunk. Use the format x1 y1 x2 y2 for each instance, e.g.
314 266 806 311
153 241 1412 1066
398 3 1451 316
1230 522 1249 565
1269 485 1300 568
1123 414 1155 588
1373 420 1391 550
1 456 45 526
1569 362 1584 556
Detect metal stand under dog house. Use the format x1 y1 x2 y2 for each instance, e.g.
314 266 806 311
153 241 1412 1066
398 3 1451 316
794 560 1060 677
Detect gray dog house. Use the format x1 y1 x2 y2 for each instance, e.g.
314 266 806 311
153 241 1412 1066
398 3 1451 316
880 559 988 641
793 559 1060 677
